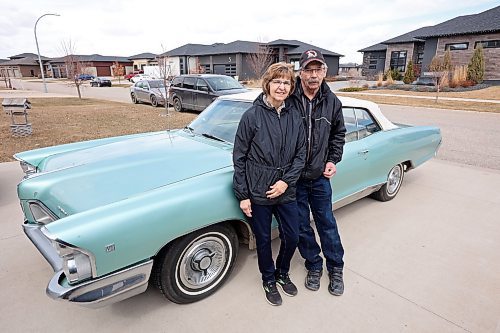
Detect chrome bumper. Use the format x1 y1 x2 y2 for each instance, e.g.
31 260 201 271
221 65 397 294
23 222 153 308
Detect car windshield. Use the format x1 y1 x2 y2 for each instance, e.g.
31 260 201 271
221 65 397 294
205 76 244 91
148 80 165 88
187 99 252 144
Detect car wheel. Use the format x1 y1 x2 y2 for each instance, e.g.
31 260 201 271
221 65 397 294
173 97 182 112
90 83 95 87
150 95 159 107
131 93 138 104
371 163 405 202
152 224 239 304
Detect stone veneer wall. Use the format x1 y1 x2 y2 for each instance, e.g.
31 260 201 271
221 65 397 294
384 43 415 74
435 33 500 80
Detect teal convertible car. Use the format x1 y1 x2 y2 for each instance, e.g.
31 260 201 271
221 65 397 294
15 91 441 308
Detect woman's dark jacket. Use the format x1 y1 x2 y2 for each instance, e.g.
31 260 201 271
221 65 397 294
288 77 346 180
233 93 306 205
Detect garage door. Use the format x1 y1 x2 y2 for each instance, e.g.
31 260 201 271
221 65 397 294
96 66 111 76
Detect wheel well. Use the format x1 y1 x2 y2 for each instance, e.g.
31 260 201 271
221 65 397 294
402 160 413 172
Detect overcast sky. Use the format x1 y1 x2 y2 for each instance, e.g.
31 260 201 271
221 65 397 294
1 0 498 63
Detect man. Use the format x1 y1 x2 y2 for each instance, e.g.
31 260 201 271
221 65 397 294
288 49 346 296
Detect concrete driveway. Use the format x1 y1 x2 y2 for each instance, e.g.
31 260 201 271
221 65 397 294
1 158 499 332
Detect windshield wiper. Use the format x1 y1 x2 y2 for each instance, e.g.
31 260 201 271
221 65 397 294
201 133 228 143
184 126 195 134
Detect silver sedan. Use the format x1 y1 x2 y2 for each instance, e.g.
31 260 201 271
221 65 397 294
130 80 168 107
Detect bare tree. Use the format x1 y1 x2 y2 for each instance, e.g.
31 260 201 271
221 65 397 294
0 68 12 88
60 40 91 99
248 44 274 79
157 53 174 122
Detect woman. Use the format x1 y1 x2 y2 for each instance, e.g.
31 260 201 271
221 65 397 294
233 63 306 306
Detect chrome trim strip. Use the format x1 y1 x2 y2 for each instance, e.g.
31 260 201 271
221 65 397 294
47 260 154 308
333 183 385 210
23 223 63 271
27 200 58 223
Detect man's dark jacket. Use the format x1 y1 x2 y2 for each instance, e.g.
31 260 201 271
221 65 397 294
288 77 346 180
233 93 306 205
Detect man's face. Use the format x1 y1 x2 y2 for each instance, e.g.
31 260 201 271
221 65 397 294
300 61 326 92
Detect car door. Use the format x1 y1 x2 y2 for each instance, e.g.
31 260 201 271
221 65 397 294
194 78 213 111
181 77 196 110
332 107 382 203
136 81 149 102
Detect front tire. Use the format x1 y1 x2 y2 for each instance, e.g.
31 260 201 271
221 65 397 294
131 93 138 104
151 95 158 107
173 97 183 112
371 163 405 202
153 224 239 304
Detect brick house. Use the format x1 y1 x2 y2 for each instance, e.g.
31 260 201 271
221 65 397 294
0 53 51 78
48 54 133 78
160 40 342 80
359 5 500 82
128 53 158 73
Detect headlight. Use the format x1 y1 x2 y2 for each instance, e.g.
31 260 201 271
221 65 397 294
53 241 94 284
29 202 56 224
20 161 37 176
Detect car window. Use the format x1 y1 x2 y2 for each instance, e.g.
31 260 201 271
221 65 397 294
188 99 252 144
183 77 196 89
205 76 243 91
136 81 144 89
342 107 381 142
172 77 183 87
148 80 165 88
196 79 209 91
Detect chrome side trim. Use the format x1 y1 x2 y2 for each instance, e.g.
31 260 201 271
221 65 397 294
23 222 63 271
47 260 154 308
333 183 384 210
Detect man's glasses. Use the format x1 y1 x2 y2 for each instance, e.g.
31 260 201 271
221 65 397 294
302 67 325 75
271 79 291 87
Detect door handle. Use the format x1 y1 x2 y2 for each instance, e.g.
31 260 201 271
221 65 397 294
358 150 369 155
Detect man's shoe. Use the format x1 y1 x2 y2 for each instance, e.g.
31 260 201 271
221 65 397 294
262 281 282 306
305 270 322 291
328 267 344 296
275 273 298 297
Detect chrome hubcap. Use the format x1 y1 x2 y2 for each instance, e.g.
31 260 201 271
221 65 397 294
387 165 403 195
179 236 228 290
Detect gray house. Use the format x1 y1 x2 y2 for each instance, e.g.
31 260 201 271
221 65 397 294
161 40 342 80
359 5 500 82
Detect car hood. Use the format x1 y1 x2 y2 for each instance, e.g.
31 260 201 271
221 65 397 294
216 88 249 96
18 131 233 217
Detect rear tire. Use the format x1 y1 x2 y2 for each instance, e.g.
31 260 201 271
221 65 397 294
151 95 158 107
152 224 238 304
371 163 404 202
173 97 183 112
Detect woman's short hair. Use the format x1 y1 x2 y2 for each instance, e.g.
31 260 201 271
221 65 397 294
261 62 296 96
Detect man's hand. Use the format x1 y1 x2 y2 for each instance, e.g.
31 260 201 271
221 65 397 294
323 162 337 179
266 180 288 199
240 199 252 217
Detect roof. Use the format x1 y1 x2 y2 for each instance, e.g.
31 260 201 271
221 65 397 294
382 26 434 44
357 43 387 52
9 53 49 60
414 5 500 38
49 54 132 63
128 53 157 60
161 40 343 57
0 57 41 66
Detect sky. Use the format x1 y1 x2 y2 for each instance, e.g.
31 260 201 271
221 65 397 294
0 0 498 64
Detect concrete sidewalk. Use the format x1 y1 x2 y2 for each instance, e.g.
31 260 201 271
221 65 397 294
0 89 72 99
336 90 500 104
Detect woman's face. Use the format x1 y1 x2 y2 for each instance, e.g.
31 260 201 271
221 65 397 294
267 75 292 107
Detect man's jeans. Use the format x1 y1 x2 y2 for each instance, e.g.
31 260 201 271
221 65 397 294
296 176 344 272
251 201 300 282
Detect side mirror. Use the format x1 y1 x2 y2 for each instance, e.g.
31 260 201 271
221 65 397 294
199 86 209 92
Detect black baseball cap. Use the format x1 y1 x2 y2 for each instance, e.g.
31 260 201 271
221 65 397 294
299 49 326 69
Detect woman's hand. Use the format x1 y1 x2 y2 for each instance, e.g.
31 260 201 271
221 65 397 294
266 180 288 199
240 199 252 217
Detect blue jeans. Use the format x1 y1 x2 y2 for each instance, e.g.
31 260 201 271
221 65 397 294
297 176 344 272
251 201 300 282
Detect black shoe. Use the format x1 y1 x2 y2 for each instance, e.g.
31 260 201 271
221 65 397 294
275 273 298 297
262 281 282 306
328 267 344 296
305 270 322 291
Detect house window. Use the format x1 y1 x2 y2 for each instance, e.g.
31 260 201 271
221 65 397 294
475 40 500 49
445 43 469 51
369 59 377 65
368 65 376 69
416 52 424 64
390 51 407 72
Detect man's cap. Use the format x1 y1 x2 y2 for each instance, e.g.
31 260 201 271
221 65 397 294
299 49 326 69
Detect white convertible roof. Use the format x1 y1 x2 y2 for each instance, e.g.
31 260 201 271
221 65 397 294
219 89 397 131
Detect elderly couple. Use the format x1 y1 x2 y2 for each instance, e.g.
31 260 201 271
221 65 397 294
232 49 346 306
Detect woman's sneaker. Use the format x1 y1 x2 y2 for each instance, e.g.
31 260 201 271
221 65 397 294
275 273 298 297
262 281 282 306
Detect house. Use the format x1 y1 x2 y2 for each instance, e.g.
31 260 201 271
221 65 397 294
338 62 363 78
0 53 51 78
160 40 342 80
48 54 133 78
359 5 500 82
128 53 158 73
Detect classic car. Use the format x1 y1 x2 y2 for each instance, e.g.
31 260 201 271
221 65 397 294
130 79 168 107
14 91 441 308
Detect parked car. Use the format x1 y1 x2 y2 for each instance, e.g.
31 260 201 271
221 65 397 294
130 74 152 83
125 70 144 81
413 76 436 86
90 77 112 87
76 74 95 81
14 91 441 308
130 79 168 107
169 74 248 112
